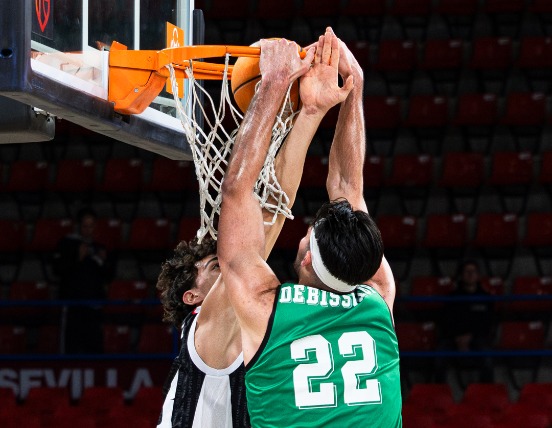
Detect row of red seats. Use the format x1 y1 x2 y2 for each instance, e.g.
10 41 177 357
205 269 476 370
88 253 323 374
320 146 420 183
0 322 174 355
277 211 552 251
397 320 547 352
404 382 552 428
2 149 549 197
0 385 162 427
198 0 550 22
408 275 552 306
353 36 552 75
7 210 547 254
304 151 550 190
0 216 200 252
0 157 197 194
364 93 551 131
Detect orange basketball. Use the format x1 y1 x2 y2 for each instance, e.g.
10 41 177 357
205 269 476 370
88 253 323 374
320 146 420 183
231 41 301 114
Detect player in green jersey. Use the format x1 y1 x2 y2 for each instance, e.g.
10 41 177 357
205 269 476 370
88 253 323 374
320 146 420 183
218 28 402 427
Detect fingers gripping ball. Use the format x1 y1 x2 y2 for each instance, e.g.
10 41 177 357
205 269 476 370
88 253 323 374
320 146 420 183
231 40 302 114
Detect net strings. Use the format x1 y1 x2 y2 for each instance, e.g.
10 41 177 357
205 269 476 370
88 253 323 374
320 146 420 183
166 55 297 242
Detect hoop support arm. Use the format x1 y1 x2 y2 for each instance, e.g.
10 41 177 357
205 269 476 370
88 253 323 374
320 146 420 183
108 42 304 115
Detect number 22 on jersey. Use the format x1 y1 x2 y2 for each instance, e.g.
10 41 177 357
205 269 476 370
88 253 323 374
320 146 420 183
291 331 382 409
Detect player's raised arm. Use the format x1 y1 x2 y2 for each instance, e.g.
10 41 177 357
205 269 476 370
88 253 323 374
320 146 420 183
218 39 314 356
326 32 396 313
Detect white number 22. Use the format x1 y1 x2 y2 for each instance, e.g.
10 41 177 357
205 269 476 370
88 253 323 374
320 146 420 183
291 331 381 409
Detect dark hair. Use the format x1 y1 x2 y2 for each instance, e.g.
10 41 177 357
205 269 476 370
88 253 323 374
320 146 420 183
312 199 384 286
76 206 97 223
156 237 217 327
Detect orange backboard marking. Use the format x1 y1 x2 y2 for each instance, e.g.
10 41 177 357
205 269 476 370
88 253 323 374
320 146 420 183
166 22 185 98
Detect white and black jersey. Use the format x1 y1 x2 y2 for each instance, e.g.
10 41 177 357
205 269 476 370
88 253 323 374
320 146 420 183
157 309 250 428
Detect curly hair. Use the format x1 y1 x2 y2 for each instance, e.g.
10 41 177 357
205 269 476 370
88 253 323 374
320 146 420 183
156 237 217 327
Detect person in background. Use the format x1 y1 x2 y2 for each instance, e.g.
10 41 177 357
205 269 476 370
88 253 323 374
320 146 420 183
54 207 114 354
440 259 495 384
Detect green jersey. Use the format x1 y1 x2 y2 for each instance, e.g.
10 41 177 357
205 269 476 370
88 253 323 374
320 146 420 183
245 283 402 428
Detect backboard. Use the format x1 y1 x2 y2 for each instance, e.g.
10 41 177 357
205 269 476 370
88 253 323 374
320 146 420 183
0 1 201 159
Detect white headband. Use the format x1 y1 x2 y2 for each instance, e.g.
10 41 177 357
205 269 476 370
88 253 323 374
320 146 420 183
309 227 357 293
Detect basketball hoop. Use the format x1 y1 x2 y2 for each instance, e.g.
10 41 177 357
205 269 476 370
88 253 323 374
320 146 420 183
106 36 306 241
166 54 297 242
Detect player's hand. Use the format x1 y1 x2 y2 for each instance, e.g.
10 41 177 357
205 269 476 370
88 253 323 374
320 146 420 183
336 38 363 81
299 27 354 115
259 39 315 87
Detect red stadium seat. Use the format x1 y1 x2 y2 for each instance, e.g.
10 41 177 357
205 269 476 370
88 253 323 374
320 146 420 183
489 152 533 186
6 281 54 322
50 158 96 192
301 156 329 189
23 386 71 415
145 158 196 192
363 155 385 189
377 215 418 278
517 37 552 70
35 325 60 354
406 383 455 424
461 383 510 422
377 215 418 249
94 217 123 251
96 158 143 192
374 40 417 73
78 386 125 417
423 213 468 249
436 0 478 16
470 37 513 70
390 0 432 16
130 386 164 420
387 154 433 187
0 325 26 354
474 213 518 248
176 216 202 243
539 152 552 185
408 276 454 311
364 96 402 130
0 219 26 252
497 321 546 350
474 213 518 277
518 383 552 408
341 0 386 17
137 323 175 354
485 0 525 13
501 93 547 127
0 220 26 284
395 322 436 351
436 0 478 39
454 93 498 127
481 276 506 296
524 212 552 248
488 151 533 213
27 218 73 252
510 276 552 313
420 39 464 71
105 279 149 319
439 151 485 214
254 0 296 20
0 387 17 411
126 217 172 250
498 405 550 428
404 95 449 128
2 160 49 192
103 324 133 353
387 154 433 215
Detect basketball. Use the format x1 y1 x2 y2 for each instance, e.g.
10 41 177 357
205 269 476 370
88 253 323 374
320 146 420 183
231 41 301 114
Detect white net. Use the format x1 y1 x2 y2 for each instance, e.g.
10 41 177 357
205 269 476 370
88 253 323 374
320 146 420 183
167 55 298 242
